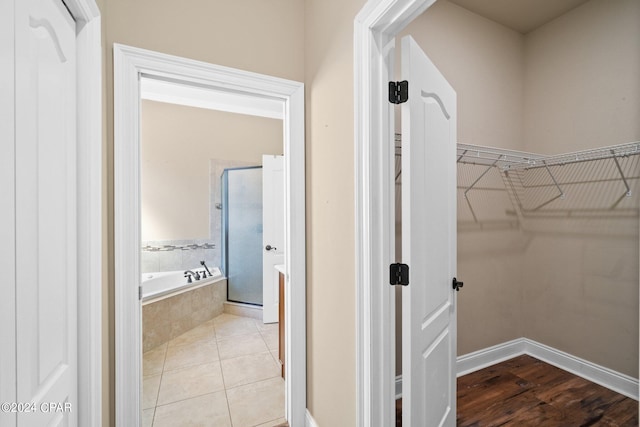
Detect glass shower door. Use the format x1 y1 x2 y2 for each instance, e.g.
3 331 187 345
221 166 263 305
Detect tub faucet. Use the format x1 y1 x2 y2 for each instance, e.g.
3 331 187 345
200 260 212 277
184 270 200 283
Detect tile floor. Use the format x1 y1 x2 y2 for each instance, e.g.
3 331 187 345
143 313 286 427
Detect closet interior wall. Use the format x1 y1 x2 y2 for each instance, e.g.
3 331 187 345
396 0 639 379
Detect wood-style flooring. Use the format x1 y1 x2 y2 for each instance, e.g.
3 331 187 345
396 355 638 426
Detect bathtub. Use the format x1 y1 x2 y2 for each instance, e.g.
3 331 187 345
141 267 227 351
141 267 225 304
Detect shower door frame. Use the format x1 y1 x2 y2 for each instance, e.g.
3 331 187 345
114 44 306 426
221 165 264 306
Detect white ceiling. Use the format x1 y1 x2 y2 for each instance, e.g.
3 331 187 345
448 0 591 34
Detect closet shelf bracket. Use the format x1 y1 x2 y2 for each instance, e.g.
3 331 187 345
530 162 565 212
463 157 501 199
610 150 632 209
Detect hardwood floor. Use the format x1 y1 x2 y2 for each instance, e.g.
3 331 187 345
396 355 638 426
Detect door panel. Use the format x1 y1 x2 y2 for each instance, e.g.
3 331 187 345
0 0 17 425
15 0 77 425
262 155 285 324
401 35 457 427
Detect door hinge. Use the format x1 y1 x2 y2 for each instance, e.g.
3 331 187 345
389 263 409 286
389 80 408 104
139 286 142 301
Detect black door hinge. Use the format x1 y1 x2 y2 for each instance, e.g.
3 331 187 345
389 81 408 104
389 263 409 286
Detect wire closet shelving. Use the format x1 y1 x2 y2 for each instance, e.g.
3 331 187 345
395 135 640 233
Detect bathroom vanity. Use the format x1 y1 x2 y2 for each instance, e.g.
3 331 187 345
275 264 286 378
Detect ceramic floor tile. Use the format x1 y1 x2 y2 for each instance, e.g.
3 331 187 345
213 314 259 339
168 322 216 348
269 349 281 365
255 418 287 427
153 391 231 427
142 408 154 427
157 361 225 406
142 374 161 409
254 319 279 334
143 343 167 377
163 339 219 372
226 377 285 427
221 352 280 389
261 330 279 351
217 332 268 360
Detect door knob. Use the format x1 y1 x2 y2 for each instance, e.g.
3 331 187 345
452 277 464 292
265 245 277 251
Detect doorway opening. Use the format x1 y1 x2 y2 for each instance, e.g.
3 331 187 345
114 45 306 426
356 0 639 425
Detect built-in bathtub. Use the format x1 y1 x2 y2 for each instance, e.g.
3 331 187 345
141 267 227 352
141 267 225 303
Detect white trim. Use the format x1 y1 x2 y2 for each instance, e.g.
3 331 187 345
456 338 525 377
305 409 319 427
114 44 306 426
68 2 103 426
524 339 639 401
140 77 283 120
354 1 437 426
397 338 639 401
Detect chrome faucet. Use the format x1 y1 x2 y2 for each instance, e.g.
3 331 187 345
184 270 200 283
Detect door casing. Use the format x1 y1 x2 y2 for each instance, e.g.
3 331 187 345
354 1 439 426
113 44 306 426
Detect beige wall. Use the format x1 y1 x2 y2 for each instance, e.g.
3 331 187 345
304 0 364 423
523 0 640 154
103 1 304 425
140 100 282 241
521 0 640 377
400 1 525 150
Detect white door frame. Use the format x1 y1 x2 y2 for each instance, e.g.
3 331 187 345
354 0 436 426
113 44 306 426
0 1 102 426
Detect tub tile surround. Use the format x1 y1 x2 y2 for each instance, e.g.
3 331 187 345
143 314 284 427
141 238 217 274
143 280 227 352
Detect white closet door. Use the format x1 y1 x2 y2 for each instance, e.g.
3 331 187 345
401 35 457 427
15 0 78 425
0 0 17 425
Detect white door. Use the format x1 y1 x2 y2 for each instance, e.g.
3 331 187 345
15 0 78 425
401 35 457 427
262 155 285 323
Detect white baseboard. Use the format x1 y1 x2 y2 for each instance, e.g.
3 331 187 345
523 339 639 401
456 338 525 377
305 409 319 427
395 338 639 401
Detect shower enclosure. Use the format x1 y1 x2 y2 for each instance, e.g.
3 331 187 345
221 166 263 305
